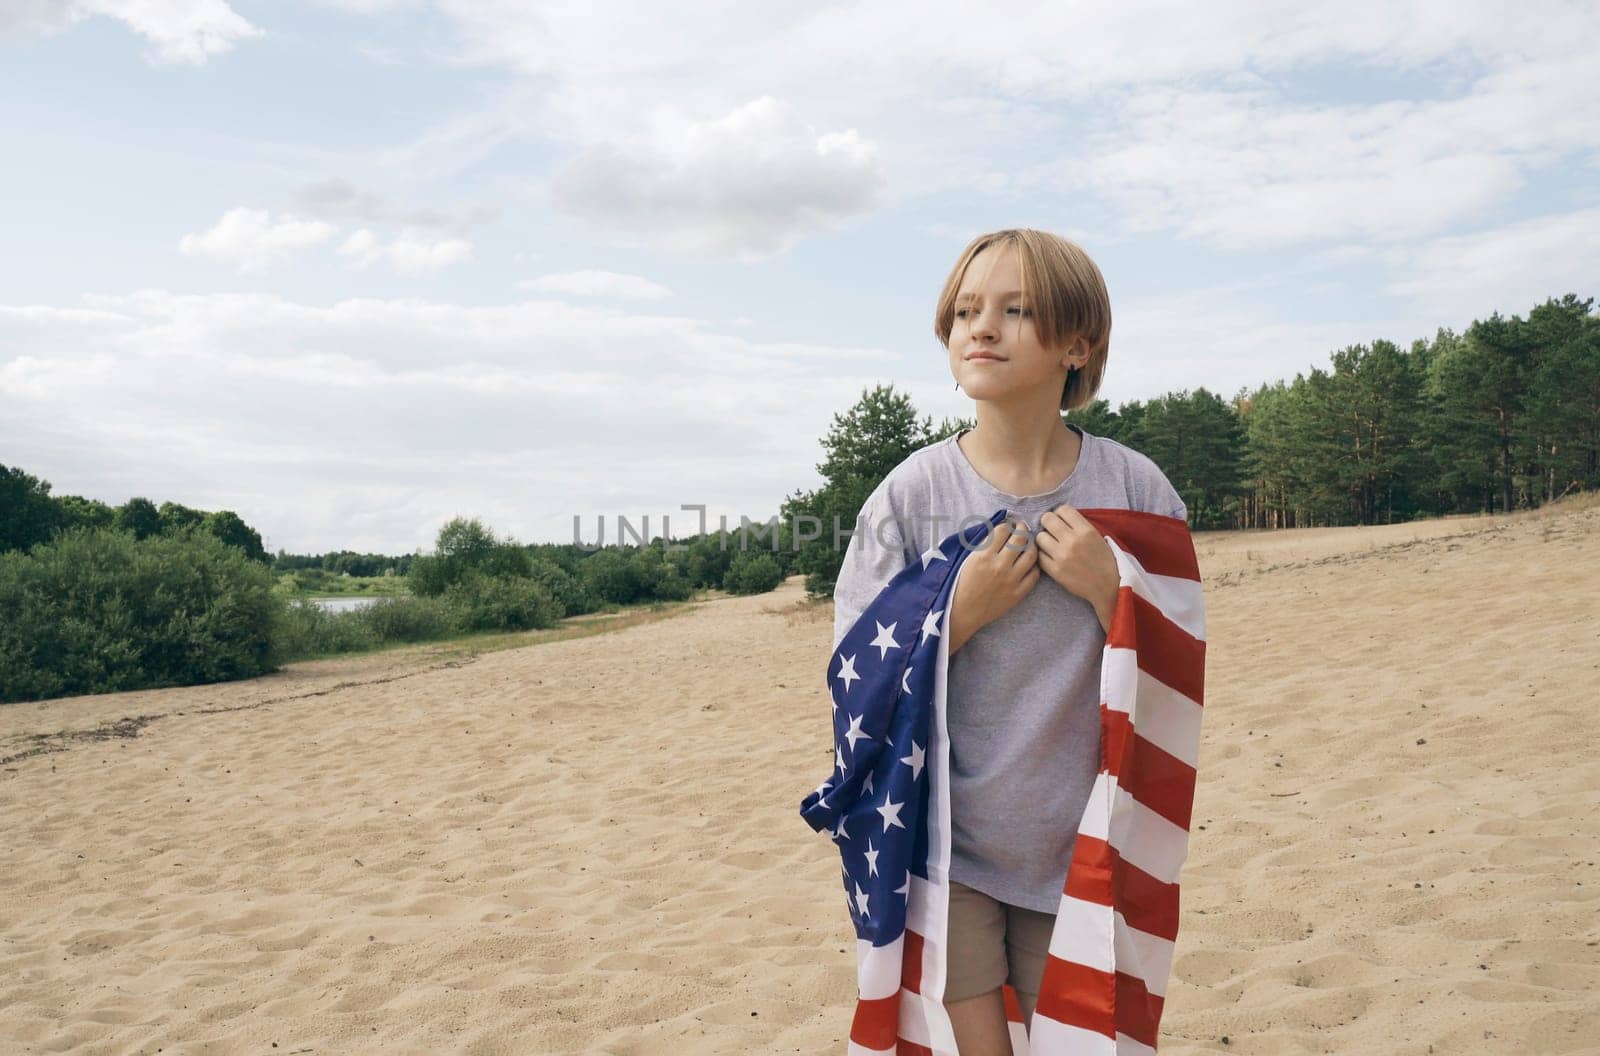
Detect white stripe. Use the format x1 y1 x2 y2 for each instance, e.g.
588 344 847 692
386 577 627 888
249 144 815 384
856 934 904 1001
1077 773 1194 885
1028 1017 1118 1055
1076 771 1114 842
1048 893 1115 973
1114 911 1176 999
1009 1017 1032 1056
906 873 945 936
895 989 961 1056
1106 537 1206 642
1107 779 1193 885
1101 647 1203 770
1115 1032 1160 1056
1047 901 1177 999
909 558 964 1056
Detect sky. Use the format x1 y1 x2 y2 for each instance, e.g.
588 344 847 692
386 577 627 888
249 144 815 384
2 0 1597 555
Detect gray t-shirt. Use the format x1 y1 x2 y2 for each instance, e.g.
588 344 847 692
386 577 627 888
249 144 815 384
830 424 1187 913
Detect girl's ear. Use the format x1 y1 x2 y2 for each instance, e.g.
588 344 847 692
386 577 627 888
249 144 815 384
1060 333 1089 369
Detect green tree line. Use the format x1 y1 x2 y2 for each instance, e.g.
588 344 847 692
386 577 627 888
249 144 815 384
0 474 269 561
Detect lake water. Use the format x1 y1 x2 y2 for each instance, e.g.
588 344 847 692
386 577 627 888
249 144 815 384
303 596 390 613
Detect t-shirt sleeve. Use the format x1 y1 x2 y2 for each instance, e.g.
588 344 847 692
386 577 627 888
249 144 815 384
1128 449 1186 521
831 483 910 653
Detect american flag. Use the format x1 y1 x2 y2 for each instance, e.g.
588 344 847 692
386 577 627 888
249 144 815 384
800 506 1206 1055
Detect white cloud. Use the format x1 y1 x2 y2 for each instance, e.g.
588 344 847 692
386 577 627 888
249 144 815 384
178 207 336 272
289 177 498 234
3 0 259 64
548 96 885 258
517 270 673 300
338 227 473 275
356 2 1600 252
0 289 897 551
1383 207 1600 323
1067 62 1596 248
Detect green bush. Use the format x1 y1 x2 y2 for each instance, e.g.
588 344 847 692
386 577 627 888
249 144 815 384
270 594 463 661
578 548 645 605
528 559 596 617
357 595 459 643
631 546 694 601
271 600 381 661
445 572 563 632
721 552 785 595
406 516 531 597
0 526 281 703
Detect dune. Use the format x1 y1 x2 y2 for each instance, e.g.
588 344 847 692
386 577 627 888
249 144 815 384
2 493 1598 1054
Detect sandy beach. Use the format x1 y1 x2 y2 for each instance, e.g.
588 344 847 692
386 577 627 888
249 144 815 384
3 495 1598 1055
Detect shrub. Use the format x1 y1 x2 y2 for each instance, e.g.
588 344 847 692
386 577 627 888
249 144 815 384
528 559 596 617
631 546 694 601
445 572 563 632
578 548 645 605
271 600 381 661
407 516 531 597
0 526 281 703
721 552 785 595
357 595 460 643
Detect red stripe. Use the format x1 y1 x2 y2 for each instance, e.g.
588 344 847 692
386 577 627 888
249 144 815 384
901 928 924 994
1033 956 1116 1039
1064 833 1116 907
849 994 899 1050
1102 707 1198 831
1034 956 1168 1049
1064 833 1181 942
1077 508 1200 582
896 1041 933 1056
1113 967 1165 1048
1106 586 1206 706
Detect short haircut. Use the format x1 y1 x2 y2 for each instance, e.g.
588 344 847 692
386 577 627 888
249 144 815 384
933 228 1111 412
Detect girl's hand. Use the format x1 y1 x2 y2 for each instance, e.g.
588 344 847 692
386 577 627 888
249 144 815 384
1036 502 1121 633
948 518 1038 655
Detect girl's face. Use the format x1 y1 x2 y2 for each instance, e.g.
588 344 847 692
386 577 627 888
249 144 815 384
947 243 1086 406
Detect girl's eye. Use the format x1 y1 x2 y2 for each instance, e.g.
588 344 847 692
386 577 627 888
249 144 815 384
955 306 1029 319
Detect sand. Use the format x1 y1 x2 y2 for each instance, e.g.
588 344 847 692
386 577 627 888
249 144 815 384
2 494 1598 1055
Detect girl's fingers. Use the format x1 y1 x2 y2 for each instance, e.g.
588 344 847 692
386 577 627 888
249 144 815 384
988 519 1014 552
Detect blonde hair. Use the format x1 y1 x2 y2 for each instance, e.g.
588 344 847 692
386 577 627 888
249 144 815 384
933 228 1111 412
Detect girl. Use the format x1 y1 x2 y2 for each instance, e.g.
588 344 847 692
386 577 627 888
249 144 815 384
830 228 1188 1055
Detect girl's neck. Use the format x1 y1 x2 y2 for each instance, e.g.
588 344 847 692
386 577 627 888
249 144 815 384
958 414 1082 498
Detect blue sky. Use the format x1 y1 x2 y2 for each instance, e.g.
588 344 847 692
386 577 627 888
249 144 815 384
3 1 1597 553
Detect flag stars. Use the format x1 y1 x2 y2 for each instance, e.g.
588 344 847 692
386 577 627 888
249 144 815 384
832 814 850 843
844 713 872 754
901 666 913 696
834 653 860 692
896 871 910 898
899 741 925 781
921 608 944 644
864 840 880 877
919 545 948 570
877 796 905 832
869 620 901 660
854 882 870 918
835 746 847 774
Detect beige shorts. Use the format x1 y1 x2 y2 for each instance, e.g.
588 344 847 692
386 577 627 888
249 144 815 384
944 879 1055 1020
